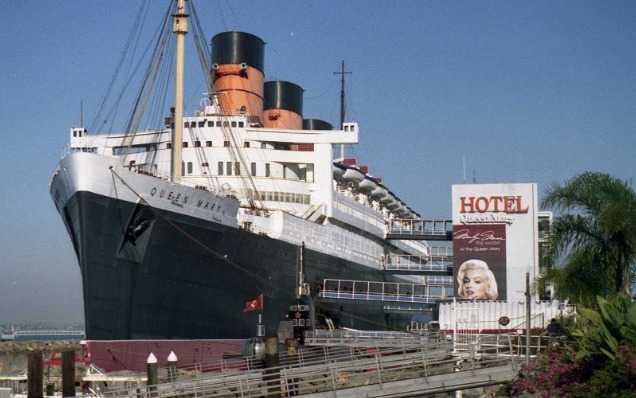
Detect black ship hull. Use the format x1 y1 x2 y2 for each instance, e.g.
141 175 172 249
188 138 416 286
61 190 404 339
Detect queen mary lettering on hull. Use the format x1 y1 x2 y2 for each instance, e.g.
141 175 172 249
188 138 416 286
49 0 435 340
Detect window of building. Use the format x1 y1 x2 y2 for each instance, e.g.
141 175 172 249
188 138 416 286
198 121 205 128
206 140 212 147
181 162 185 175
202 162 209 167
187 162 193 174
194 140 201 147
224 140 230 147
184 122 189 128
234 162 240 175
207 121 213 127
167 143 172 149
265 163 271 177
218 162 223 175
261 142 267 149
216 120 221 127
183 141 189 148
73 131 77 137
226 161 232 176
244 141 250 148
223 121 229 127
251 162 256 176
238 121 244 128
231 121 237 127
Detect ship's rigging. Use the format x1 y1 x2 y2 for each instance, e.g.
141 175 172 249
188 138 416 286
87 0 265 209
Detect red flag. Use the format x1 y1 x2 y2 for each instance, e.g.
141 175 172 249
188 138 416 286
243 294 263 313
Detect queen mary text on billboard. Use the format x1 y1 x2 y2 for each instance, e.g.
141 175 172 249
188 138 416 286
453 224 507 300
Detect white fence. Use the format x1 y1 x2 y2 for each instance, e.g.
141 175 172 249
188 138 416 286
438 299 576 332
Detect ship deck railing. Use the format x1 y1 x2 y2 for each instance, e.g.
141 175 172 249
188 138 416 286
386 218 453 241
318 279 452 304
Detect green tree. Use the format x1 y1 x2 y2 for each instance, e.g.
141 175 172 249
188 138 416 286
542 172 636 302
574 295 636 361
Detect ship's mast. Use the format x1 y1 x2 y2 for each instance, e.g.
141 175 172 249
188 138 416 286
171 0 188 183
333 61 351 160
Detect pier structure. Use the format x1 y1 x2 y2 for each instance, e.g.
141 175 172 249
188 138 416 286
79 331 559 398
0 341 81 398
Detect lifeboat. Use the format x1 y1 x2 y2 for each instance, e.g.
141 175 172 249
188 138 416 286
342 167 364 184
369 186 388 201
379 193 394 205
397 204 410 218
385 198 400 210
332 164 345 181
358 178 376 193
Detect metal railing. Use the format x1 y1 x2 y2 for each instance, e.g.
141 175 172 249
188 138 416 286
304 329 447 349
88 343 516 398
318 279 452 304
382 249 453 273
452 332 562 359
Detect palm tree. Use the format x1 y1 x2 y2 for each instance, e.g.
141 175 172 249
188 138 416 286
542 172 636 301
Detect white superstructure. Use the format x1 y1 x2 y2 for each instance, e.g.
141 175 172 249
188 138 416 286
65 103 430 271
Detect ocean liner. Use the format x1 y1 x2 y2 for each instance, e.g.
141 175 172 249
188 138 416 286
49 0 443 340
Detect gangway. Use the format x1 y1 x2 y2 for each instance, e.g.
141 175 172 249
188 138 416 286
386 218 453 240
382 246 453 274
89 344 518 398
318 279 452 305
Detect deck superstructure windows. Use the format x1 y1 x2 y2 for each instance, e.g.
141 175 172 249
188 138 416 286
216 121 222 127
112 144 155 155
217 162 223 175
194 140 201 147
231 121 237 127
265 163 271 177
198 121 205 128
226 162 232 176
207 121 213 127
251 162 256 176
234 162 240 175
255 191 310 204
244 142 250 148
224 140 230 147
187 162 193 175
238 121 244 128
183 142 189 148
206 140 212 147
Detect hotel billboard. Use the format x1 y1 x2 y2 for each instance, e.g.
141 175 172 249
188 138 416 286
451 183 539 302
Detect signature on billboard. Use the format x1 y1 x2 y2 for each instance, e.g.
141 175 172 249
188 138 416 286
454 228 505 244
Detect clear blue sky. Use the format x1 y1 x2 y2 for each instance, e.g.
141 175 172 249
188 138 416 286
1 0 635 322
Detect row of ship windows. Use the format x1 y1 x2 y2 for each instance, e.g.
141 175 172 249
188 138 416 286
248 190 311 204
168 140 252 149
182 161 271 178
184 120 244 129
